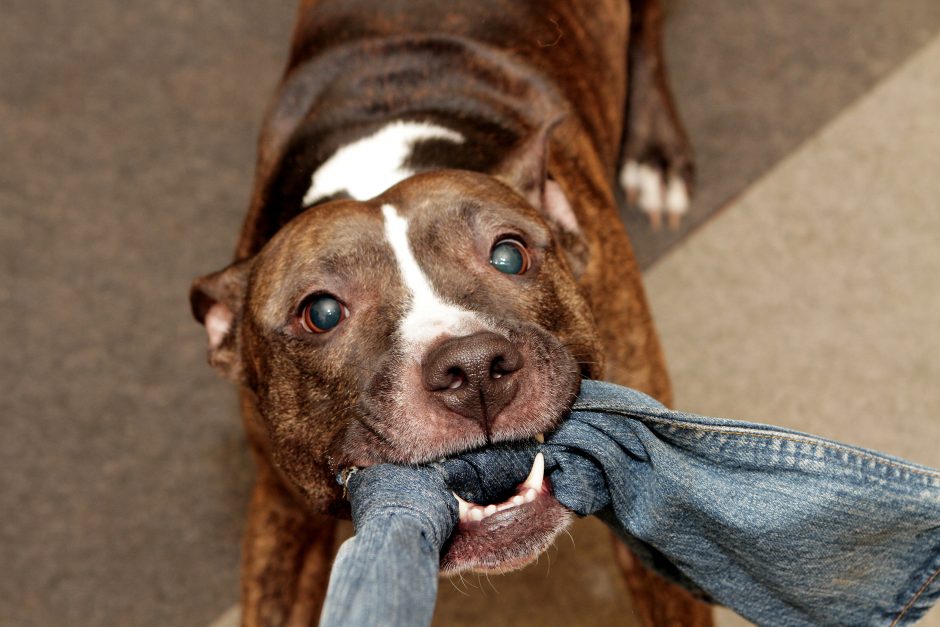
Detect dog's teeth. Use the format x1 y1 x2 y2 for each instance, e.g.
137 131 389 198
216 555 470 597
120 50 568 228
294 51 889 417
522 452 544 492
455 455 545 522
453 492 472 520
534 433 545 444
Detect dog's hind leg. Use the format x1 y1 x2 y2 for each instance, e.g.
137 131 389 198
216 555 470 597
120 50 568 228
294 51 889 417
241 462 337 627
619 0 694 230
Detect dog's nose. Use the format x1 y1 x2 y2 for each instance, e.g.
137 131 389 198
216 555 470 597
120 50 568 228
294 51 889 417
422 331 524 429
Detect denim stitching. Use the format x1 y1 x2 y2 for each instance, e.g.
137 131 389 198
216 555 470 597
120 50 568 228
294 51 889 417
582 407 940 481
891 563 940 626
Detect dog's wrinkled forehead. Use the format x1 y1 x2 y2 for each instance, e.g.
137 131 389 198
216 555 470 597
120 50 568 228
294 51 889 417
250 201 393 328
249 171 553 341
379 202 485 353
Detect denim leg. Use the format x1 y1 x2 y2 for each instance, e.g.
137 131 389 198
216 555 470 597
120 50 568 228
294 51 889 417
320 512 441 627
319 464 456 627
561 380 940 626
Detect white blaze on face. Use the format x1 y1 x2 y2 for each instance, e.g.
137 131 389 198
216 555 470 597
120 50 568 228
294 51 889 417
303 121 464 205
381 204 485 358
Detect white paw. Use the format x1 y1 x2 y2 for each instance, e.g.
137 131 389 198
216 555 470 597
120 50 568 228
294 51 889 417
619 160 690 230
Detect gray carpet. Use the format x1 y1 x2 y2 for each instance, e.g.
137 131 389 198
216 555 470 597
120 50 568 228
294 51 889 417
1 1 292 624
3 1 940 624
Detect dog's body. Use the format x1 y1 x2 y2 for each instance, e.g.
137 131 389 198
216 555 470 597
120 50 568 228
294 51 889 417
192 0 708 624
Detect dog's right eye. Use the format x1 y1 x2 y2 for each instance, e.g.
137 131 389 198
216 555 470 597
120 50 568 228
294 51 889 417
301 295 348 333
490 238 530 275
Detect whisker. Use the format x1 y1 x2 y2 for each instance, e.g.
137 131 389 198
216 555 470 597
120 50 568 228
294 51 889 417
562 527 576 550
484 571 499 594
448 574 471 596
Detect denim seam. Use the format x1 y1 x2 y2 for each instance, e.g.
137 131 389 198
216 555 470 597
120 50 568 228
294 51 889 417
892 562 940 626
607 412 940 481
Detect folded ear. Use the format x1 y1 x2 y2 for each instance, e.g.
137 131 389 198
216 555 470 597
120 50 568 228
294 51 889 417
494 117 561 208
494 117 587 276
189 258 252 381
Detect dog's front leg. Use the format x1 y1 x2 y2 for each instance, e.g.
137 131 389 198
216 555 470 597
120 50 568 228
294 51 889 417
241 462 337 627
620 0 694 229
611 538 713 627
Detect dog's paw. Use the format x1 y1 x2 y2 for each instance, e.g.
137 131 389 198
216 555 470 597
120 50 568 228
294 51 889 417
620 160 690 230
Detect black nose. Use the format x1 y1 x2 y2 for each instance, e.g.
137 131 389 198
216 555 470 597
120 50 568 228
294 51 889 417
422 331 524 431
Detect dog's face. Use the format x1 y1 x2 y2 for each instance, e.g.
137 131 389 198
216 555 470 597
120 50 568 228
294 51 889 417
192 168 601 573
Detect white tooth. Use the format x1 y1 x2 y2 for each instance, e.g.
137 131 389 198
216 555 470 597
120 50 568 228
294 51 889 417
484 504 497 517
469 507 484 521
453 492 471 519
522 452 545 492
511 495 525 506
524 489 538 503
534 433 545 444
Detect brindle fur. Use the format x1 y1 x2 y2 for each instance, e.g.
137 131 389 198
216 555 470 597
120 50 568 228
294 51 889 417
192 0 710 624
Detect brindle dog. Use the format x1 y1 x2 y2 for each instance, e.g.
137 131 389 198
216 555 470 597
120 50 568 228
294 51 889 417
191 0 707 624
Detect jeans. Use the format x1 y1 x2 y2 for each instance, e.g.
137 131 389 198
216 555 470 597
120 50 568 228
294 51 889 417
321 380 940 626
319 464 456 627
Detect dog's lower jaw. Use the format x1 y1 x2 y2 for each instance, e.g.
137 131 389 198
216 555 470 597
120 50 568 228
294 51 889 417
441 488 573 574
442 456 571 575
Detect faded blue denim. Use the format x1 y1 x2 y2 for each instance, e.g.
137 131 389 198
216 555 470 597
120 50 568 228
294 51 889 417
321 380 940 626
319 464 457 627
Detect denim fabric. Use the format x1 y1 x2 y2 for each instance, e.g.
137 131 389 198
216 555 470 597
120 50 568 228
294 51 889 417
319 464 456 627
323 380 940 627
557 380 940 626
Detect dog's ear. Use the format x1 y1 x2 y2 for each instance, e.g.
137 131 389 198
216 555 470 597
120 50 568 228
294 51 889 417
189 258 252 381
495 117 587 276
495 118 561 209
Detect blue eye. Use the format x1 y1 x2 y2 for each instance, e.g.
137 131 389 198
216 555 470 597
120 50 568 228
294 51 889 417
490 239 530 275
301 295 347 333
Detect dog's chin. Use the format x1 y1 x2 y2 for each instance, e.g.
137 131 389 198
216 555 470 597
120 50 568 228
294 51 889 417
441 480 572 574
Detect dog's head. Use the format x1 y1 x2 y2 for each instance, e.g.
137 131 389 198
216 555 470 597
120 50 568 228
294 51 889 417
191 135 602 573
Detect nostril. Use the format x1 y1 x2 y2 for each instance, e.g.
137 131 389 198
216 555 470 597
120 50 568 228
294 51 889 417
446 367 465 390
490 352 522 380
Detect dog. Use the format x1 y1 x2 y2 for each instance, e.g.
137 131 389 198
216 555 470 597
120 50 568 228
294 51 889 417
190 0 708 624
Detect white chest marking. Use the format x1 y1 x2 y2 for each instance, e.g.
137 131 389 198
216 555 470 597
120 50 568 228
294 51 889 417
303 121 464 206
381 204 484 356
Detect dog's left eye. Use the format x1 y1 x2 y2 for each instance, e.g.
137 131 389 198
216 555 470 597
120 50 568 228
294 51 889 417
490 238 530 275
301 294 348 333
